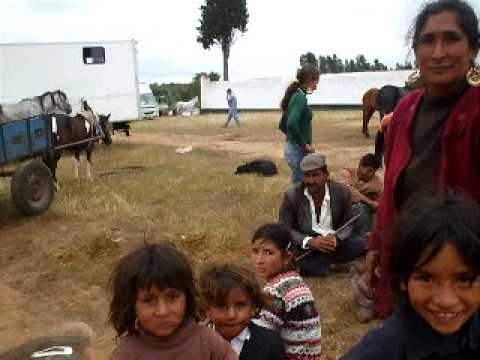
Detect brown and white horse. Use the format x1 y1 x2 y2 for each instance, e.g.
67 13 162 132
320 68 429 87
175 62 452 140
45 100 111 187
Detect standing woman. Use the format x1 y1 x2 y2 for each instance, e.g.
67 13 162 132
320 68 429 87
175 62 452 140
367 0 480 319
281 64 320 183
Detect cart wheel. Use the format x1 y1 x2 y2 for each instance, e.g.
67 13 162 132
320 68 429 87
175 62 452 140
11 159 54 216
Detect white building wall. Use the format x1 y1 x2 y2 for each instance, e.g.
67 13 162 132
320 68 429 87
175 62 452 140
0 40 140 122
201 70 414 110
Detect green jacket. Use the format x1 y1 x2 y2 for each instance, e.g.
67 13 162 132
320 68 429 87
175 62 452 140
286 88 312 147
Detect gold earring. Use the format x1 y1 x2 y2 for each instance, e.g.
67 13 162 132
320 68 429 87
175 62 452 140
406 68 421 85
467 64 480 86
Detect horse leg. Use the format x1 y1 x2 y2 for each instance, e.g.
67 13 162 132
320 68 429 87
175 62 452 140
86 145 93 180
73 150 80 178
43 153 60 190
362 108 374 137
374 130 385 166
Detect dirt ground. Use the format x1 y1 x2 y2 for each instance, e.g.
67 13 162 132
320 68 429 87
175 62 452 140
0 112 381 359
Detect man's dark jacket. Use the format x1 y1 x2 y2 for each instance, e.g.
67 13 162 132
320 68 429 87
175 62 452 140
279 179 354 248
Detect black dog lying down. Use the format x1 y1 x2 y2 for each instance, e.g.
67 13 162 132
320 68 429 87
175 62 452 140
0 322 92 359
235 159 278 176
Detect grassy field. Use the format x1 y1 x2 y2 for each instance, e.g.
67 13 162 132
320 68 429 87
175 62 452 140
0 110 382 359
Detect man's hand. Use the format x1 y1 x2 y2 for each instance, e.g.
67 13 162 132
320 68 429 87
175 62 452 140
309 235 337 252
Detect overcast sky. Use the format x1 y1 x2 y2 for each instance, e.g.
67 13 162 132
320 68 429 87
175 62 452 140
1 0 478 83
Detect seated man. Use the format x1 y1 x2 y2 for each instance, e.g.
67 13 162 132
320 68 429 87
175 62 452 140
339 153 383 237
279 153 366 277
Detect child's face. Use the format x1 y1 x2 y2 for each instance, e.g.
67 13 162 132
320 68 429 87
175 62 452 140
207 287 256 340
251 238 290 280
135 285 187 337
407 242 480 335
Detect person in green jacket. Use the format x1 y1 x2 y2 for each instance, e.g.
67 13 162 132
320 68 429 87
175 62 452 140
280 64 320 183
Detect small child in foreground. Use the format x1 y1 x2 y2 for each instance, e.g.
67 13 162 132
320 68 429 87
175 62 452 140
251 223 322 359
108 241 237 360
199 263 286 359
341 193 480 359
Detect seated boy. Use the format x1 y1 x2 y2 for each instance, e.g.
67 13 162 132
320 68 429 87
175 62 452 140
339 153 383 236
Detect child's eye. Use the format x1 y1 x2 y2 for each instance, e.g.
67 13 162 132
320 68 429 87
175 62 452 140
412 273 432 283
166 292 181 301
265 250 273 256
140 296 154 304
456 274 478 288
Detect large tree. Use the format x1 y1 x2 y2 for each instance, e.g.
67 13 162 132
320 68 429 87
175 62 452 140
197 0 249 81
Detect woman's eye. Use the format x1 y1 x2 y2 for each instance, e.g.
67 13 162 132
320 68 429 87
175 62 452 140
265 250 272 255
417 34 434 45
444 31 462 43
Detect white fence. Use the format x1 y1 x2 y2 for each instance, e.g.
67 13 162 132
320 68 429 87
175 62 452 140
200 70 414 110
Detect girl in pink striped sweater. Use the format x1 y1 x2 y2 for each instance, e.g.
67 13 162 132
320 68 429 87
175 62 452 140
251 223 323 360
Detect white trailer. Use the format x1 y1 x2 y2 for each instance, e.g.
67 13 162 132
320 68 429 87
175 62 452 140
0 40 141 135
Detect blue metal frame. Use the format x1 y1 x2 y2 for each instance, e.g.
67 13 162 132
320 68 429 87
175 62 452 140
0 115 51 166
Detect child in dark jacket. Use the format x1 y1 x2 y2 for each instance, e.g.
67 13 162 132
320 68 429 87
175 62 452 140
199 263 286 360
341 193 480 359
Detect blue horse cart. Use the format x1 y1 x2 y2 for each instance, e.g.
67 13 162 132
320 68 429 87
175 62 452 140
0 115 55 216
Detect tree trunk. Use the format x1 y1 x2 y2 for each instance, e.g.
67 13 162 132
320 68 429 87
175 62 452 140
222 42 230 81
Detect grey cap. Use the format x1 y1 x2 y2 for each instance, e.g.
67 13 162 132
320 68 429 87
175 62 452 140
300 153 327 172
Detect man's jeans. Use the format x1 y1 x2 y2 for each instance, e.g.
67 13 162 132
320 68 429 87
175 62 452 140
284 142 305 183
297 234 366 277
224 109 240 127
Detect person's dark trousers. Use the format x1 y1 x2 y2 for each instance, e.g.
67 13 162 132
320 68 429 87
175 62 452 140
352 202 375 238
297 234 366 277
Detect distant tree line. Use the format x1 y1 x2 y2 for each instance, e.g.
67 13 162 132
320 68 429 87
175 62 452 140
150 72 220 108
299 52 413 73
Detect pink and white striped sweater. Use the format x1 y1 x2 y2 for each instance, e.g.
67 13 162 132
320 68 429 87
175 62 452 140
258 271 322 360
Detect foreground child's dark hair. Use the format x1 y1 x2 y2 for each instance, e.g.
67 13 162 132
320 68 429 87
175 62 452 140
199 263 265 315
108 241 197 337
390 193 480 298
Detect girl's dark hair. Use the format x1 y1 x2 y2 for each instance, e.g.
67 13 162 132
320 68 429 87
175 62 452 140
199 263 265 315
390 192 480 298
359 153 381 170
252 223 296 270
409 0 480 50
280 64 320 112
108 241 197 337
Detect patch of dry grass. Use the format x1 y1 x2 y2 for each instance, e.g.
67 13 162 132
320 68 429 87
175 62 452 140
0 110 381 359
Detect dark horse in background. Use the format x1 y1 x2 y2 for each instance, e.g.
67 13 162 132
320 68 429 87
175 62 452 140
45 100 112 187
361 76 423 160
373 85 409 159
